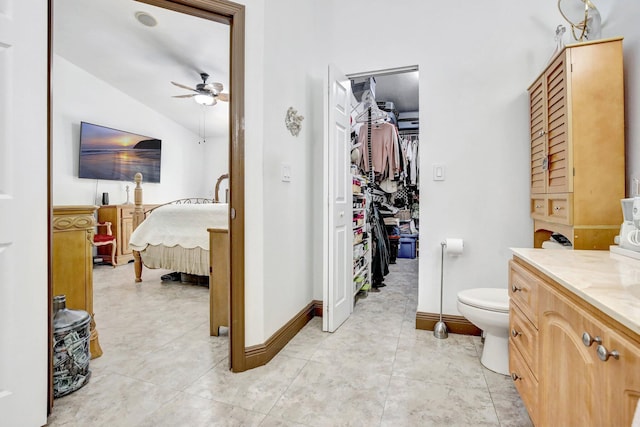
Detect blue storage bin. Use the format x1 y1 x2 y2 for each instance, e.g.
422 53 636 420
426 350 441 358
398 234 418 259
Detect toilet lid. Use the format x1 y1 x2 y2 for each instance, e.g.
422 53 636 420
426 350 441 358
458 288 509 313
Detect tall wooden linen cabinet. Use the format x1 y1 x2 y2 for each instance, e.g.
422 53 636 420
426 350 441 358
528 38 625 249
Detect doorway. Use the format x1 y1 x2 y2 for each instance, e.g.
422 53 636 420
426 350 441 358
48 0 247 410
323 65 420 332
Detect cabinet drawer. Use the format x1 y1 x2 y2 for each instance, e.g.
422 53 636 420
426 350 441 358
121 207 135 219
509 303 538 379
530 196 546 220
509 260 540 328
509 345 538 426
547 194 572 225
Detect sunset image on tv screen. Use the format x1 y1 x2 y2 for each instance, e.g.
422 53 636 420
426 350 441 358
79 122 161 183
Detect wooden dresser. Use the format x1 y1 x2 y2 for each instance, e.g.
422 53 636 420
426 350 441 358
97 204 156 265
52 205 102 358
509 249 640 426
528 38 625 249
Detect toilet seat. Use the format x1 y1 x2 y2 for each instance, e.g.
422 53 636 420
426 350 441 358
457 288 509 313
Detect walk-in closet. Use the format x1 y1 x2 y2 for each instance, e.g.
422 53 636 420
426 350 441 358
349 68 420 303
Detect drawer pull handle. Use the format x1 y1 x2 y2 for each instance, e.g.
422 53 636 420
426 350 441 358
596 345 619 362
511 329 521 338
511 284 522 292
511 373 521 381
582 332 602 347
535 205 542 208
554 206 563 211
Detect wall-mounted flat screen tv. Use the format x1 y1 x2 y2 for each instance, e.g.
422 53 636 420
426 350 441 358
79 122 162 183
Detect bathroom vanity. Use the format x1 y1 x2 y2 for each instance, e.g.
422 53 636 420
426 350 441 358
509 248 640 427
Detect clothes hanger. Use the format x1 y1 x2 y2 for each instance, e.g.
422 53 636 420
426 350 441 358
355 90 388 123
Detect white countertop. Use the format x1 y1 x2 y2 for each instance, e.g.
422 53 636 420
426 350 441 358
511 248 640 335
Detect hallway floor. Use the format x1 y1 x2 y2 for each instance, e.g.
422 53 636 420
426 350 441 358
47 258 532 427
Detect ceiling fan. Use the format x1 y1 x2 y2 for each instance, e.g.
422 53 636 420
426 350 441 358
171 72 229 106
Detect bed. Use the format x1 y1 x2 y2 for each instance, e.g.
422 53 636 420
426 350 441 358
129 172 230 335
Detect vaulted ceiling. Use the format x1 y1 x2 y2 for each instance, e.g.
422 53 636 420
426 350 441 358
53 0 230 137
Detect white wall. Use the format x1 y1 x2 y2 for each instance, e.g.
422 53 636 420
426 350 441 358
607 1 640 193
52 55 226 206
296 0 640 318
258 0 319 341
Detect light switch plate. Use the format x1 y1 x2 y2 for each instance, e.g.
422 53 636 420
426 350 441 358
281 163 292 182
433 164 445 181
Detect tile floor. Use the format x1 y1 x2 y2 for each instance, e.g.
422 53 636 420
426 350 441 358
47 258 533 427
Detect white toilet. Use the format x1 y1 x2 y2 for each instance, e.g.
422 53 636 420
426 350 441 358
457 288 510 375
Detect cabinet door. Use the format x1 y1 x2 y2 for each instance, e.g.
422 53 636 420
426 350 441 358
121 216 134 255
52 229 91 311
539 285 606 427
544 52 570 194
605 329 640 427
529 75 546 195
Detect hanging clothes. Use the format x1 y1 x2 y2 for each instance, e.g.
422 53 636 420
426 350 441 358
370 202 390 288
358 121 400 182
410 138 419 186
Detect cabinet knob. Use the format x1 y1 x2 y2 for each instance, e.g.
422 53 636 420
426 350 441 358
511 329 521 338
511 284 522 292
511 373 521 381
596 345 619 362
582 332 602 347
535 204 543 209
538 130 545 137
554 206 562 211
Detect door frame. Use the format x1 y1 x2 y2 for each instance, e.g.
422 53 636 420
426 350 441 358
47 0 248 383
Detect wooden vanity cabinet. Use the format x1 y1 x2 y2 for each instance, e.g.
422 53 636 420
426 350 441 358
510 256 640 426
509 260 540 425
528 38 625 249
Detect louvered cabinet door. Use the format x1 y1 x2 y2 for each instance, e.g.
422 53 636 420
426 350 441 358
529 75 546 195
544 52 570 194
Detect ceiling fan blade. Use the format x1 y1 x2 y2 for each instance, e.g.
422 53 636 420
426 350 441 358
171 81 198 92
172 94 196 98
216 92 229 102
211 82 224 92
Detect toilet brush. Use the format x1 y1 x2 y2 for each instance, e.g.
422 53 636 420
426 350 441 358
434 241 449 339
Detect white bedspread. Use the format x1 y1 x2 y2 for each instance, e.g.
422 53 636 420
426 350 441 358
129 203 228 251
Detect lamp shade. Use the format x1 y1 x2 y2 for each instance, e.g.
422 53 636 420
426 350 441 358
194 93 215 106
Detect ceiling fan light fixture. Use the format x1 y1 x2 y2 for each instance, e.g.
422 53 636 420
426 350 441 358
194 93 215 106
135 11 157 27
